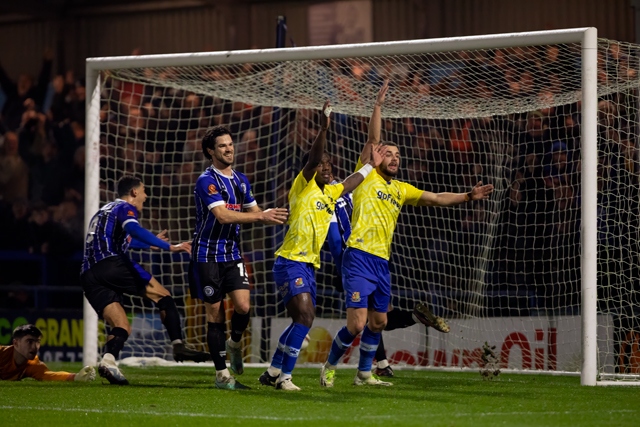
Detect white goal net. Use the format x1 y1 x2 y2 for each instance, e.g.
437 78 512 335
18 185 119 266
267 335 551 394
85 29 640 385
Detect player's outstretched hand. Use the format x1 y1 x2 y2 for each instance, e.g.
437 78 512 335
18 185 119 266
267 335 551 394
375 79 390 106
261 207 289 225
74 366 96 382
320 100 331 131
369 143 388 168
170 242 192 254
469 181 494 200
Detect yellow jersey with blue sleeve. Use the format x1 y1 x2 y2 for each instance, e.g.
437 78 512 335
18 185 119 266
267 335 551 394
275 171 344 269
346 159 423 260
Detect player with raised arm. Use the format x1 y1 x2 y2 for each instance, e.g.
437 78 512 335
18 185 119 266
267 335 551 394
258 101 386 391
321 80 494 387
325 172 450 378
190 125 289 390
81 175 207 386
1 324 95 382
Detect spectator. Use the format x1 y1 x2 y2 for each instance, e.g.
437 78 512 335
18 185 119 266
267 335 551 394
0 50 53 130
0 131 28 203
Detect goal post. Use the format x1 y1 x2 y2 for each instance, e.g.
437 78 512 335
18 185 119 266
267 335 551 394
83 27 638 386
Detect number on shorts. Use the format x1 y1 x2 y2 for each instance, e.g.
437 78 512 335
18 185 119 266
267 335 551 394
237 262 248 278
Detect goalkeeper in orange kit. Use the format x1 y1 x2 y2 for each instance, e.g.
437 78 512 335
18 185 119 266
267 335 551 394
0 324 95 382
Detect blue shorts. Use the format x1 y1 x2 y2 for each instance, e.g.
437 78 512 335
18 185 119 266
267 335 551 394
342 247 390 312
273 257 316 307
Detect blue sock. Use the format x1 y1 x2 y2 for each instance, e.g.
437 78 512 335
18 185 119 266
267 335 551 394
270 323 294 370
281 323 310 375
358 326 380 372
327 326 356 366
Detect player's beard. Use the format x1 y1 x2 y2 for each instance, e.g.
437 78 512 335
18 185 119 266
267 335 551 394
380 163 398 177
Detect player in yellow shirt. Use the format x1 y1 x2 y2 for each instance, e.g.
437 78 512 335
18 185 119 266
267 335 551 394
321 80 494 387
259 99 386 391
0 324 95 382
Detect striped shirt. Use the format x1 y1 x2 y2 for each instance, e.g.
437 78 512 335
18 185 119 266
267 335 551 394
192 166 257 262
330 182 354 249
81 199 138 274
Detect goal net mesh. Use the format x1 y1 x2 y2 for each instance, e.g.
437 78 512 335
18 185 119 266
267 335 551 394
91 38 640 380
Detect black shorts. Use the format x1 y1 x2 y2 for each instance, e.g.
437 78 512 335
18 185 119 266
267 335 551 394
80 255 152 317
189 260 250 304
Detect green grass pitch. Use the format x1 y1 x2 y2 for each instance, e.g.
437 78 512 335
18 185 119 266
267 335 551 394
1 363 638 426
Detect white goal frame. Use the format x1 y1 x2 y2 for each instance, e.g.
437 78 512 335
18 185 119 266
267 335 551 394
84 27 600 385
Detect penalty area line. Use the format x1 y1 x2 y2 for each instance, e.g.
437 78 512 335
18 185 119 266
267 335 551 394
1 405 636 420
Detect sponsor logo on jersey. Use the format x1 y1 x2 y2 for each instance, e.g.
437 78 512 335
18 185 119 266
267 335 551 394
351 291 361 303
316 200 334 215
225 203 241 211
208 184 218 195
127 210 135 217
295 277 304 287
241 183 247 194
376 190 401 208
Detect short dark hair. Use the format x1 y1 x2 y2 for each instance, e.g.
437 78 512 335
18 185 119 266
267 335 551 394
380 141 397 149
202 126 232 160
116 175 142 198
12 324 42 341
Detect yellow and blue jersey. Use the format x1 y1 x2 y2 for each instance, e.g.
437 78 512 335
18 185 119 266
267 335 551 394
275 171 344 269
346 159 423 260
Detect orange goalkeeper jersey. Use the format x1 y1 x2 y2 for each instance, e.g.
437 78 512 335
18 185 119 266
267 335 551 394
0 345 74 381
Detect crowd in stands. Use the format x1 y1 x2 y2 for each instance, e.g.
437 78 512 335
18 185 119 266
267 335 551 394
1 43 638 316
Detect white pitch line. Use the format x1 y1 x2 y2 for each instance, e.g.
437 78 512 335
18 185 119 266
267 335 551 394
0 406 636 420
0 406 392 421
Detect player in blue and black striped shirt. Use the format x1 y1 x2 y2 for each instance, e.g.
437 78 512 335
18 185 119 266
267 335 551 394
81 175 209 385
189 125 288 390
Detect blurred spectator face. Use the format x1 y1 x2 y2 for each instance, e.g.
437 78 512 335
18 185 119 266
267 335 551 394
552 150 567 169
12 200 29 219
53 201 78 223
73 145 85 169
31 208 50 225
75 84 86 101
184 93 201 108
598 100 616 127
17 74 33 97
71 121 85 140
509 181 522 205
554 186 573 210
3 132 19 155
53 75 65 93
526 112 545 137
546 45 560 62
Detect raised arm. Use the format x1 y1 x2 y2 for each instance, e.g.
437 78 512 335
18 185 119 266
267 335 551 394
360 79 389 164
417 181 494 207
302 100 332 182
